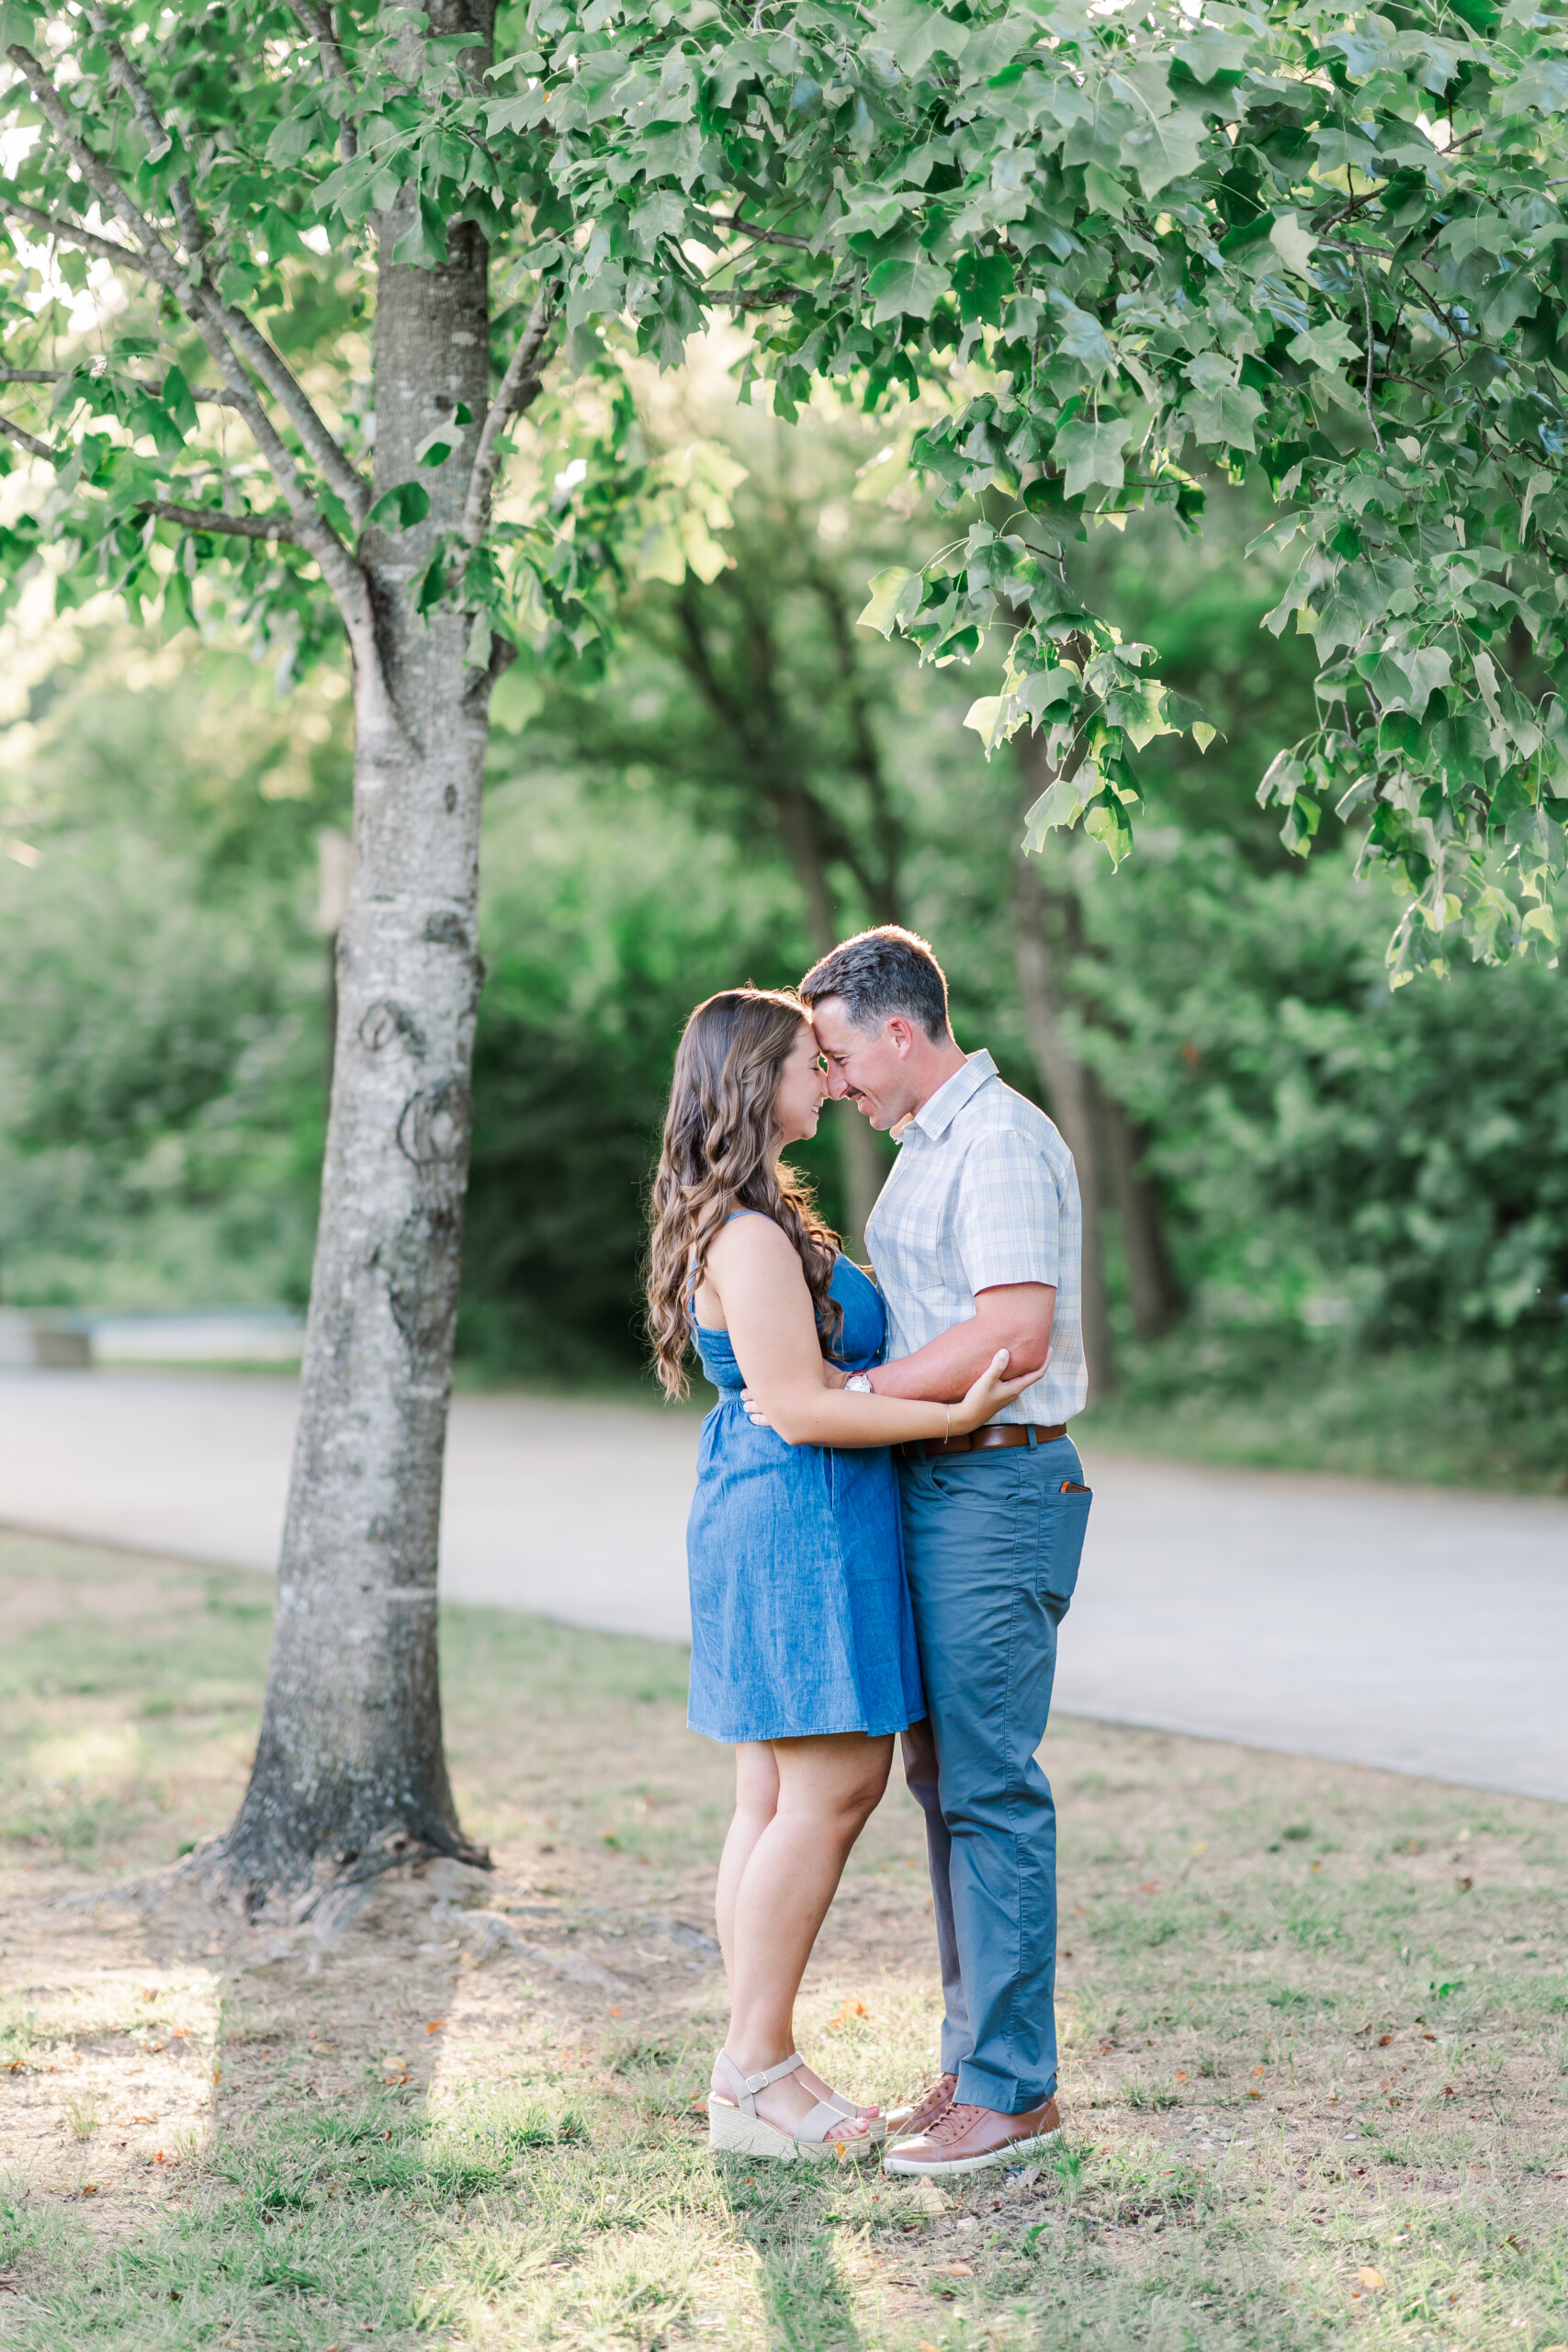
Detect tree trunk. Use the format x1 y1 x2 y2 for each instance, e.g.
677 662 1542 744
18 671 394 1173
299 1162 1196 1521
1010 849 1116 1399
1103 1095 1175 1339
216 72 494 1901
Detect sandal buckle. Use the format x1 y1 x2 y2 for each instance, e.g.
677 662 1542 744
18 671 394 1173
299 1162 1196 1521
744 2070 772 2094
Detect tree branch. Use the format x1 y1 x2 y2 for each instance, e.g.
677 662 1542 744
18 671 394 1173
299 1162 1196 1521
5 42 175 268
0 412 54 462
461 297 557 546
137 498 307 543
85 4 208 266
78 6 370 526
0 194 163 278
202 296 371 526
0 368 61 384
703 285 807 311
3 43 371 638
288 0 359 162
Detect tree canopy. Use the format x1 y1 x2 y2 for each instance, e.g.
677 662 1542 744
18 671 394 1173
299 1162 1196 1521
2 0 1565 989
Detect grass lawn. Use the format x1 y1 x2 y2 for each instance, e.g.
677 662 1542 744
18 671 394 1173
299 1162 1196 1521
1 1524 1565 2352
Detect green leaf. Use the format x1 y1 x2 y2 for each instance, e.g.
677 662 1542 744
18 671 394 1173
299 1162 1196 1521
1022 768 1088 851
1269 211 1319 277
865 254 949 325
1053 418 1128 497
858 566 924 637
952 249 1014 327
1120 107 1204 198
1104 678 1177 752
964 694 1015 753
162 365 198 439
1174 28 1249 82
415 415 466 467
867 0 968 73
0 1 39 48
366 481 432 532
1050 294 1116 376
1180 376 1264 455
392 195 449 269
1288 321 1360 369
414 547 449 616
1082 788 1135 865
1500 53 1568 112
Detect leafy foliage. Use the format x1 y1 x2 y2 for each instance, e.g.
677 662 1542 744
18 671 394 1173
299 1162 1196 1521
2 0 1563 985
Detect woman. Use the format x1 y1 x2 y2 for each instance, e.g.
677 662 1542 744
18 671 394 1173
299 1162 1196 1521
647 988 1038 2162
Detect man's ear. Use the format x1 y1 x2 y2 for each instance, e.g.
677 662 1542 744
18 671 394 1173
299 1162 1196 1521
886 1016 916 1060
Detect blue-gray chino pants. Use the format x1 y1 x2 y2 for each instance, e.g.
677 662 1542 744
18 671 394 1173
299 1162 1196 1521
898 1433 1091 2116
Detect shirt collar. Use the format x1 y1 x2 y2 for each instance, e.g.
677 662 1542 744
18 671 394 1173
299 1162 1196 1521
908 1048 998 1141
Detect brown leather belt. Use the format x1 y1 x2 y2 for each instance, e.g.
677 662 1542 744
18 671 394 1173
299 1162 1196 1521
897 1422 1067 1463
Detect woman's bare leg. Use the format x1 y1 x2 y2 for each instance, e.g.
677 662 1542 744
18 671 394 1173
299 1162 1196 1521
715 1743 779 1986
714 1732 893 2141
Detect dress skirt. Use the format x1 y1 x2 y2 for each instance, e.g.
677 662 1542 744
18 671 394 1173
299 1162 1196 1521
685 1249 925 1745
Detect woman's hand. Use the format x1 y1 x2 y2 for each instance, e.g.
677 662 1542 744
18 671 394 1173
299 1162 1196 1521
951 1349 1046 1434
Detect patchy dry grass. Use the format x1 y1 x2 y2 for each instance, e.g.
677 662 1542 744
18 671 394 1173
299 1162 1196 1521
0 1523 1565 2350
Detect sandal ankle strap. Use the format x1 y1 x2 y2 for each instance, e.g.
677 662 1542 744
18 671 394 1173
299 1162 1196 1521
715 2049 806 2106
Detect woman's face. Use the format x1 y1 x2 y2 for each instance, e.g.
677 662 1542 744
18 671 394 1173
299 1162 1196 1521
772 1021 829 1148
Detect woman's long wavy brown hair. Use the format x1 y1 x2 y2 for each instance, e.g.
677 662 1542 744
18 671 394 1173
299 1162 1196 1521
647 988 842 1399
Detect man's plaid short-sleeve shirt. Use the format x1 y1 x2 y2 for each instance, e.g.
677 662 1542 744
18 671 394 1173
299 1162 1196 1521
863 1048 1086 1427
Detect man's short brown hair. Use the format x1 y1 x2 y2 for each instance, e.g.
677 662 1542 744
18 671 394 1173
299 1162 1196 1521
799 926 952 1041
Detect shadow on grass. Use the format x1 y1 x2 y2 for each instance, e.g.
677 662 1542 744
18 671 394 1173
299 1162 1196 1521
716 2152 870 2352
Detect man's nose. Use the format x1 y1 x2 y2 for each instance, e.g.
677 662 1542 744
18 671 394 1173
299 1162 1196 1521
825 1066 853 1099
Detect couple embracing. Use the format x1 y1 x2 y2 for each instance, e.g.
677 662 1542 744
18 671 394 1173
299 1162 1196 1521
647 926 1092 2181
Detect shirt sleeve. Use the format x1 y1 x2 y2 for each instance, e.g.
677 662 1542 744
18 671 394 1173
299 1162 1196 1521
953 1126 1060 1295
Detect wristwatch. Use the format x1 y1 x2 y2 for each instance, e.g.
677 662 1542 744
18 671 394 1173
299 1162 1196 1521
844 1373 874 1394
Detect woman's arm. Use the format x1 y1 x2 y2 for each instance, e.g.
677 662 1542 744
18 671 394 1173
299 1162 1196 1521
705 1216 1039 1449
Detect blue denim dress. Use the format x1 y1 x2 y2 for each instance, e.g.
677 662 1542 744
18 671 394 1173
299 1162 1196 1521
686 1240 926 1745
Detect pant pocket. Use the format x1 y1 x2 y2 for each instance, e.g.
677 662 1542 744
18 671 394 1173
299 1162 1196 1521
1037 1479 1091 1613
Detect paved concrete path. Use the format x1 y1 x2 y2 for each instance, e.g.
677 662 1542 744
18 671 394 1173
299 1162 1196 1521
3 1370 1564 1803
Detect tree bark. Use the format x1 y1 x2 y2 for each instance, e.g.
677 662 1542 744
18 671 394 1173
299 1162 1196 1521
215 9 495 1903
1010 849 1116 1400
1103 1095 1175 1340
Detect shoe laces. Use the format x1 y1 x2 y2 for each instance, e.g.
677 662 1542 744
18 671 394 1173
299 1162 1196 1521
927 2099 986 2144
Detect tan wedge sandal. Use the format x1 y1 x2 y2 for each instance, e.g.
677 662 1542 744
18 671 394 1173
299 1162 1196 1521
707 2051 883 2163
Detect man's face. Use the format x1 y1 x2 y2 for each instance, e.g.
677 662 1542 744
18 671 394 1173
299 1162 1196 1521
810 999 920 1132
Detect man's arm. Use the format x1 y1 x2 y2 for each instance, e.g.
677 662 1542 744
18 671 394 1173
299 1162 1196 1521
864 1283 1054 1403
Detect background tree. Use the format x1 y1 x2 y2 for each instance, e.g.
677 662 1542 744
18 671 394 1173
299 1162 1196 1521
5 0 1565 1904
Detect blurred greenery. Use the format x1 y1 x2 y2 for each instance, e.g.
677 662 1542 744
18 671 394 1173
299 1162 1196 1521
1 400 1562 1484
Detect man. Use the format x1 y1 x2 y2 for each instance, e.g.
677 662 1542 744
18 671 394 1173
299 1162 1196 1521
798 925 1091 2180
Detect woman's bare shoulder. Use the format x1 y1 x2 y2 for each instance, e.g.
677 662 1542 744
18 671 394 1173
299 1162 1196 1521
707 1212 802 1279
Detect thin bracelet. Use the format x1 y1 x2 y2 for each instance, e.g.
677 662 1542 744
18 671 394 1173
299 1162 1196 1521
944 1404 952 1443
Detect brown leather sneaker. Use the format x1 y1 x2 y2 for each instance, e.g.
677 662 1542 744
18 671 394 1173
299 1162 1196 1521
885 2072 958 2141
882 2094 1061 2178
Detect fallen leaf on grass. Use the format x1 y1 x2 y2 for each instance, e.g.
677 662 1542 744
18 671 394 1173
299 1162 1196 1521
1456 1876 1473 1892
425 2020 445 2034
1357 2267 1385 2291
828 1996 869 2031
934 2260 974 2278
